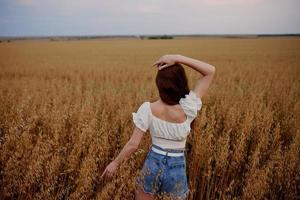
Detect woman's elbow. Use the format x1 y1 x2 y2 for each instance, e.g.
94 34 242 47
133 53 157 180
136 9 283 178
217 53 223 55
127 141 139 150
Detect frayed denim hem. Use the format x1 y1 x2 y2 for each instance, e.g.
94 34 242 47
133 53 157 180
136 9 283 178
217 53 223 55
178 188 190 199
136 181 190 199
136 183 156 196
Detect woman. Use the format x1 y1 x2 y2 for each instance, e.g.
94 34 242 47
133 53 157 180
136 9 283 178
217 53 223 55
101 54 216 199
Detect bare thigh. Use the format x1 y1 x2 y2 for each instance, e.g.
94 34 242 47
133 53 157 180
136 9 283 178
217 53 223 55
135 187 155 200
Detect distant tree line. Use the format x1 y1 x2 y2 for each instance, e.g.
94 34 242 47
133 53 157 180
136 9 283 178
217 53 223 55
0 40 11 43
140 35 174 40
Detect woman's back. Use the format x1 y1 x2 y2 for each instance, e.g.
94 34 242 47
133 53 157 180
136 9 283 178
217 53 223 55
132 91 202 149
150 100 187 124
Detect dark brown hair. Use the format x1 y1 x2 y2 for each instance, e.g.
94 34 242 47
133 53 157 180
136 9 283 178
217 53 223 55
155 63 189 105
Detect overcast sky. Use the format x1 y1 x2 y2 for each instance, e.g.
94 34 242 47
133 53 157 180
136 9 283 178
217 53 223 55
0 0 299 36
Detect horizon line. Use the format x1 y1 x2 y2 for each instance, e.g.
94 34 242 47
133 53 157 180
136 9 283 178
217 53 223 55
1 33 300 39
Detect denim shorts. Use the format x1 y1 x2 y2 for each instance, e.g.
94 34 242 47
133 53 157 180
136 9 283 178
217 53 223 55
136 144 189 198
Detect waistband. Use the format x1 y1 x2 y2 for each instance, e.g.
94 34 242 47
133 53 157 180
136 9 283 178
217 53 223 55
151 144 185 153
151 145 185 157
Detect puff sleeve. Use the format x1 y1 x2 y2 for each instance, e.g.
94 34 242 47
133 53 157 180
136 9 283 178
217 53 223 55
132 102 151 133
179 91 202 121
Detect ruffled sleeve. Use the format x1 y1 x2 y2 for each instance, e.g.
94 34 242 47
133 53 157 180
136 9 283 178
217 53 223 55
132 102 151 133
179 91 202 121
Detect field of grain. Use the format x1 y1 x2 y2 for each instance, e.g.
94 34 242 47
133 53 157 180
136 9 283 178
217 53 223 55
0 37 299 200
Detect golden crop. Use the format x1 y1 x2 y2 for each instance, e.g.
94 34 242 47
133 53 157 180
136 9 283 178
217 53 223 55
0 37 299 200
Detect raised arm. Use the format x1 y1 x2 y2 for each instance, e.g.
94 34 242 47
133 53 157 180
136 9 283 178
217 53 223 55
153 54 216 98
176 55 216 98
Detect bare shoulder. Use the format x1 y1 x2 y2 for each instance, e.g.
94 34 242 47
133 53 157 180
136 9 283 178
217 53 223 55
149 100 160 113
150 100 187 123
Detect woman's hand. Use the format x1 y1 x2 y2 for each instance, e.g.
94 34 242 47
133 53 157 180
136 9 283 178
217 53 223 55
152 54 181 70
100 160 118 179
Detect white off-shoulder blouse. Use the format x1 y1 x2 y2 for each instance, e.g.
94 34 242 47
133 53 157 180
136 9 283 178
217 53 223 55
132 90 202 149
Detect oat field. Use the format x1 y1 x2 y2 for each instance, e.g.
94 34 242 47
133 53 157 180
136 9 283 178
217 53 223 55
0 37 299 200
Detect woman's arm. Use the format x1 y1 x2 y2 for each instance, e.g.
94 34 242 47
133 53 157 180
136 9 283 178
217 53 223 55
176 55 216 98
100 127 144 179
153 54 216 98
